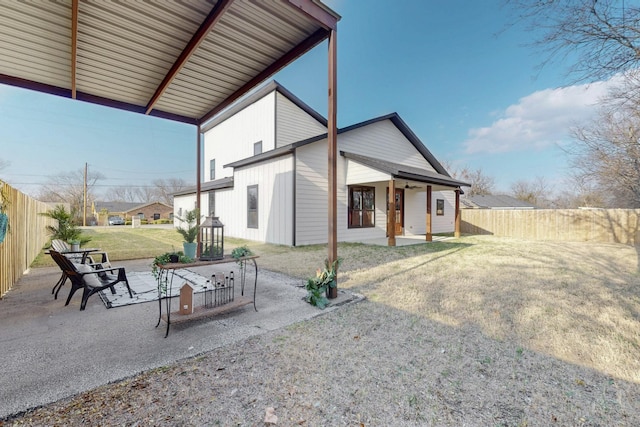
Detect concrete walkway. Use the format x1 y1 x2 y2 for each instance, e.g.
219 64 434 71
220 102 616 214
0 259 363 420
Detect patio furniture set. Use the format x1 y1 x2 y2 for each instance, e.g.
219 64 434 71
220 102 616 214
47 240 259 336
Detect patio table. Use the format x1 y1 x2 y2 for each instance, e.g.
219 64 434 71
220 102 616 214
155 255 259 337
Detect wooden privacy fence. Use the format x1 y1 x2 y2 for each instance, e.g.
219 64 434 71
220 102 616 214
461 209 640 245
0 181 55 297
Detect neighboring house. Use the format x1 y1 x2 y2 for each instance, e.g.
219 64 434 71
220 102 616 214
92 201 173 225
461 194 537 210
173 81 469 246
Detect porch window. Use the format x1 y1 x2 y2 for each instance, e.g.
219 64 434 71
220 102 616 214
247 185 258 229
436 199 444 216
348 186 375 228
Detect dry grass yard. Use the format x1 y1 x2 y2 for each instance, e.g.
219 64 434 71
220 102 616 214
5 235 640 426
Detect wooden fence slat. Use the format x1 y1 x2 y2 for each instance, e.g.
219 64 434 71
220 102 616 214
0 182 55 297
461 208 640 245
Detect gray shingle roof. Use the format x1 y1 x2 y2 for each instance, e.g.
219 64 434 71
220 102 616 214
463 194 537 209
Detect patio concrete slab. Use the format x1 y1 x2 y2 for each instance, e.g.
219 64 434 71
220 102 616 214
0 259 363 420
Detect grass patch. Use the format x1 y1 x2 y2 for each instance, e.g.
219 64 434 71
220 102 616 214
31 227 252 268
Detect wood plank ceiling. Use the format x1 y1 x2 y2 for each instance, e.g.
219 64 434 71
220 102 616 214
0 0 339 125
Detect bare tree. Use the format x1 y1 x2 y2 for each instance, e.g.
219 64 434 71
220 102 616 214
510 176 553 207
507 0 640 82
102 178 188 205
153 178 189 205
37 168 105 220
444 163 496 197
104 186 143 203
569 95 640 207
547 172 607 208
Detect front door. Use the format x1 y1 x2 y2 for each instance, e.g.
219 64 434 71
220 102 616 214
387 188 404 236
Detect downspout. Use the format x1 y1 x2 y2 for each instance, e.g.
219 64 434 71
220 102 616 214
292 151 297 247
426 185 432 241
455 188 461 238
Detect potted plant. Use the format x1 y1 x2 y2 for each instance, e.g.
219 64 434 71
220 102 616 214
176 208 200 260
0 179 9 244
40 204 91 246
304 257 341 309
231 245 253 265
68 239 80 251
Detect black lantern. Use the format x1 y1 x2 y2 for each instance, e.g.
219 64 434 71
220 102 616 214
199 216 224 261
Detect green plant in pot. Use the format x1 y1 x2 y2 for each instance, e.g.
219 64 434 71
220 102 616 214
0 179 10 244
40 204 91 246
176 208 200 260
305 257 341 309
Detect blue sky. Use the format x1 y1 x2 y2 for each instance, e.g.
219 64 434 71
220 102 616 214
0 0 612 197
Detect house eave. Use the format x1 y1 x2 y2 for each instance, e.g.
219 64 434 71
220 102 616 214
171 177 234 197
341 151 470 189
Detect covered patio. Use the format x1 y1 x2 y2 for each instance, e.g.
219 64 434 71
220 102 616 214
0 0 342 285
343 151 470 246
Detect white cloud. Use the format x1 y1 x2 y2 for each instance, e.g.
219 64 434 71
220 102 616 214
463 77 621 154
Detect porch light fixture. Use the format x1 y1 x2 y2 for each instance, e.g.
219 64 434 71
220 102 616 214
199 216 224 261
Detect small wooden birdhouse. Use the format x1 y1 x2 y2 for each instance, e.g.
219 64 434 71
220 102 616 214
179 282 194 315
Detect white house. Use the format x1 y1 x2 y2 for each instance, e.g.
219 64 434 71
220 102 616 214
173 81 469 246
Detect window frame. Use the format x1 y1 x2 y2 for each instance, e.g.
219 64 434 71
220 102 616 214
436 199 445 216
348 185 376 228
209 159 216 180
253 141 263 156
247 185 259 229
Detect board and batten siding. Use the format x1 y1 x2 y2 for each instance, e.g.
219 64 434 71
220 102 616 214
173 194 197 227
345 159 390 185
216 155 294 246
296 140 389 245
403 190 456 235
275 92 326 148
340 120 436 172
295 141 328 245
204 92 276 180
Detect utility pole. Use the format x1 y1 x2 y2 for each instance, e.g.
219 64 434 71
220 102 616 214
83 162 87 226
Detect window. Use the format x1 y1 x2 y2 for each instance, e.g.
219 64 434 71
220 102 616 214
210 159 216 180
208 191 215 216
254 141 262 155
348 186 375 228
137 212 144 219
153 213 160 220
436 199 445 216
247 185 258 228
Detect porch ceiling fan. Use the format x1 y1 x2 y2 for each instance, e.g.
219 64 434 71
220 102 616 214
404 182 421 189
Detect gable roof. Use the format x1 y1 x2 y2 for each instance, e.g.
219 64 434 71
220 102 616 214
462 194 537 209
128 201 173 211
225 112 457 180
338 113 452 177
201 80 327 132
94 201 173 213
94 202 141 214
341 151 470 189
